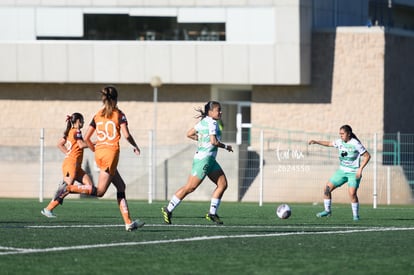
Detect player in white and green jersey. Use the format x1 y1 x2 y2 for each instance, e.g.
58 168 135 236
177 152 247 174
309 125 371 221
161 101 233 225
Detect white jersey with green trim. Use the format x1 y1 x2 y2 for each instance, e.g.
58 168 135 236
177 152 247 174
194 116 221 160
333 138 367 172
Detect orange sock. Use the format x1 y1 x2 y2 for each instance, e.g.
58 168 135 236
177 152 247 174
118 197 132 225
46 199 60 211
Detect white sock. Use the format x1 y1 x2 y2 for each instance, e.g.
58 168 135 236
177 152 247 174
167 195 181 212
324 199 331 212
351 202 359 217
209 198 221 215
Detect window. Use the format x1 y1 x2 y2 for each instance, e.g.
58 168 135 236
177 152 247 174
37 14 226 41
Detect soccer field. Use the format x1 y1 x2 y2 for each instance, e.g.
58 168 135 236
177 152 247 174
0 198 413 275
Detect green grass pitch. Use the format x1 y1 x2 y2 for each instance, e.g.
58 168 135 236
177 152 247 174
0 198 413 274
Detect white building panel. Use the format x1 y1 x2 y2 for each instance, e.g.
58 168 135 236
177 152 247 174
91 0 118 6
42 43 67 82
83 7 130 14
41 0 66 5
249 44 275 84
67 0 93 6
196 44 223 83
0 44 17 81
275 44 300 84
226 8 275 43
192 0 222 6
15 0 40 5
275 5 300 44
0 1 15 5
144 44 171 83
36 8 83 37
93 43 120 82
223 44 248 84
17 43 42 82
177 8 226 23
67 43 94 82
119 43 146 83
171 44 197 83
129 7 177 17
142 0 171 6
0 8 35 41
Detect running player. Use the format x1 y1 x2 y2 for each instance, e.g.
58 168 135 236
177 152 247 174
55 86 144 231
41 113 93 218
162 101 233 225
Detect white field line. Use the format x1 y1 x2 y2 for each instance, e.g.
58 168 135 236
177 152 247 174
1 226 413 256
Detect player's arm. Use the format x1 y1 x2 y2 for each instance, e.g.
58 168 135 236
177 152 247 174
209 135 233 152
187 128 198 141
57 137 68 154
76 139 89 149
75 130 89 149
308 140 333 147
84 126 96 152
356 151 371 178
120 123 140 155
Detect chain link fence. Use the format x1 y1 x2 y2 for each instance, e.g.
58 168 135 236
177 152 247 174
0 127 413 205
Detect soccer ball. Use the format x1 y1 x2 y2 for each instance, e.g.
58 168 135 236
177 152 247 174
276 204 291 219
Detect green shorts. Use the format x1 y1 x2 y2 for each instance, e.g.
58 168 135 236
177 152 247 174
191 157 222 180
329 169 361 188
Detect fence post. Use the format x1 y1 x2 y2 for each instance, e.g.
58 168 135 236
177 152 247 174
373 133 377 208
148 130 153 204
387 166 391 205
259 130 264 206
39 128 44 203
397 131 401 165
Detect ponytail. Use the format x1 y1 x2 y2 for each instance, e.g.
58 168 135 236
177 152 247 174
63 113 84 139
195 101 220 119
100 86 118 118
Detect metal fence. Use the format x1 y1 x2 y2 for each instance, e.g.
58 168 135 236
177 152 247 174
0 127 413 206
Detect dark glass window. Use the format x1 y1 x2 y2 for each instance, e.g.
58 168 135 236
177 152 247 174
37 14 226 41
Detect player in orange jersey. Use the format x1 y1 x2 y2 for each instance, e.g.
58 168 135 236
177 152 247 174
41 113 94 218
57 86 144 231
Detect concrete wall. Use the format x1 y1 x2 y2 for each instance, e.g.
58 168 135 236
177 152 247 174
252 27 385 136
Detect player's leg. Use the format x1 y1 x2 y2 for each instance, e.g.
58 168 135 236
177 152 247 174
76 169 93 186
162 158 206 224
205 161 227 224
347 172 361 220
64 167 95 194
41 167 74 218
317 169 345 218
162 174 203 223
316 181 335 217
111 169 144 231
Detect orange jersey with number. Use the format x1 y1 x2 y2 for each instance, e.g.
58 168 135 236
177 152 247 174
90 108 127 175
62 128 85 178
90 108 128 151
64 128 84 165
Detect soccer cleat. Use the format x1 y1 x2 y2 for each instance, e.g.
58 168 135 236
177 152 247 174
353 215 360 221
206 213 223 225
125 220 145 231
41 208 56 218
316 210 331 218
53 181 67 201
161 207 172 224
